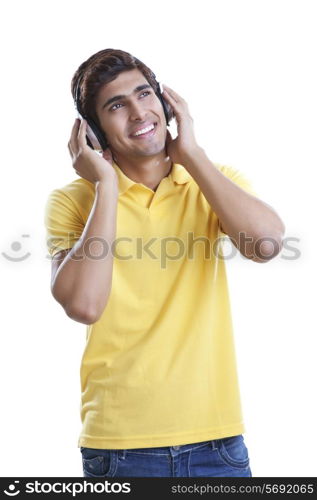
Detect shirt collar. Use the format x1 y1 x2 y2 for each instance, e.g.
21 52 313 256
112 161 192 195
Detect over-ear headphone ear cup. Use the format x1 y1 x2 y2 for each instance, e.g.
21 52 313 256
166 101 174 123
163 98 175 125
156 89 174 126
74 77 109 151
156 81 175 126
86 118 109 151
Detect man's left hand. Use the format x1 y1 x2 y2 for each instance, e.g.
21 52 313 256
162 84 202 166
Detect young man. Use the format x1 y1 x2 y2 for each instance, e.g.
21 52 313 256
44 49 285 477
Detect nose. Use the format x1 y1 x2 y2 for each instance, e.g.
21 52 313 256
129 99 147 121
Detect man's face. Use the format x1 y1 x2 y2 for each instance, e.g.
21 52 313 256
95 68 167 159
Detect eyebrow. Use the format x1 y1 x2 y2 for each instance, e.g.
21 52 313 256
101 84 152 110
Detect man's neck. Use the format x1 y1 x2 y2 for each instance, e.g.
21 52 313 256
113 152 173 192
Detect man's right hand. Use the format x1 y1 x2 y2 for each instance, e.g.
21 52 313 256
68 118 118 186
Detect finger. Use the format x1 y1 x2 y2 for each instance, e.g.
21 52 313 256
162 89 173 103
164 89 189 122
162 89 178 113
162 86 183 109
67 141 74 157
162 87 176 102
162 85 181 102
163 92 182 121
69 118 81 155
77 118 88 150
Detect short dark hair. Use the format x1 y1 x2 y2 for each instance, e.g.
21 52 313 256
71 48 159 128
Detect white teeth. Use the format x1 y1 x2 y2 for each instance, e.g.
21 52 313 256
133 124 155 136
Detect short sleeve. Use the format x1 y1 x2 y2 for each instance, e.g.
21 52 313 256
214 163 258 236
44 188 85 258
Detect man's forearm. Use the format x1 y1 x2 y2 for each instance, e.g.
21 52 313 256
52 177 119 322
183 148 285 262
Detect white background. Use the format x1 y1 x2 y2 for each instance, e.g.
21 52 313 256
0 0 315 478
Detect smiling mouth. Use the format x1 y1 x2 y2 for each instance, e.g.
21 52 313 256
130 123 158 139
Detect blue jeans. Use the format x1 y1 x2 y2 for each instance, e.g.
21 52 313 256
80 434 252 477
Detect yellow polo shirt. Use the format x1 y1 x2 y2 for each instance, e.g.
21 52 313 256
44 159 257 449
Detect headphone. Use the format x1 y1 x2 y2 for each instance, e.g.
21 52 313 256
74 70 174 151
